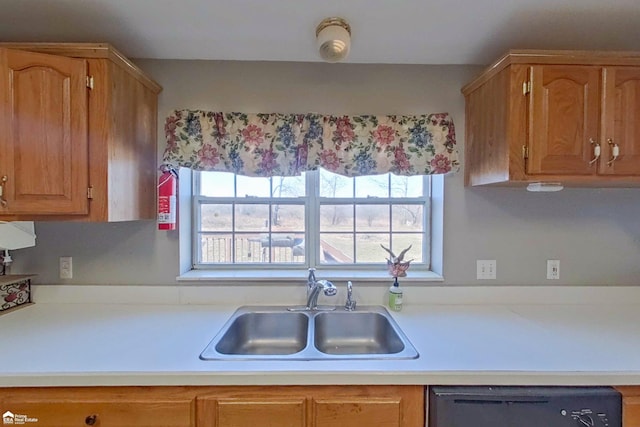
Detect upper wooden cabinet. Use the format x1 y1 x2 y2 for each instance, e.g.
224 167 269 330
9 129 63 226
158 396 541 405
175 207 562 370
0 49 89 215
462 50 640 187
0 43 162 220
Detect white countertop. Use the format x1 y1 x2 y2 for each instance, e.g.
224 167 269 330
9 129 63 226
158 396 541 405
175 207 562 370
2 287 640 387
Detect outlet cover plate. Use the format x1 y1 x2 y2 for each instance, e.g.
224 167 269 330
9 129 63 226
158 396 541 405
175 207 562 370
59 256 73 280
547 259 560 280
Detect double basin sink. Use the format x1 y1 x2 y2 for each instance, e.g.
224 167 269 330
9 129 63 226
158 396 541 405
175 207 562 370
200 305 419 361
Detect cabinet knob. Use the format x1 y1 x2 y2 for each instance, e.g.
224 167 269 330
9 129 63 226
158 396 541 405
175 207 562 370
85 414 98 425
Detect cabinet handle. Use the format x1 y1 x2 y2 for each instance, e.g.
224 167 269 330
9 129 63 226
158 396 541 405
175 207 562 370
0 176 7 207
588 138 600 165
85 414 98 425
607 138 619 166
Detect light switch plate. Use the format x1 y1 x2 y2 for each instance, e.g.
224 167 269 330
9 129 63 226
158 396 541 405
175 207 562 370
476 260 496 280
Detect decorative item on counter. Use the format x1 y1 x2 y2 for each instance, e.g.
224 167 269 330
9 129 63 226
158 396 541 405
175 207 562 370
381 244 413 312
0 275 34 314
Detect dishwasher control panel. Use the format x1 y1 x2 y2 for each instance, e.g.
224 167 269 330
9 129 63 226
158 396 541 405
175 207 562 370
567 408 613 427
429 386 621 427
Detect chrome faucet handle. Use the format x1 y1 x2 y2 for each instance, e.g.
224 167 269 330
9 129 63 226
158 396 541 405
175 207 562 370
304 279 337 311
344 280 356 311
289 269 336 312
307 267 317 288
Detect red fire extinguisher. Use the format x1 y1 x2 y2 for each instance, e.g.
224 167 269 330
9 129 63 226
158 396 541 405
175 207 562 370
158 166 177 230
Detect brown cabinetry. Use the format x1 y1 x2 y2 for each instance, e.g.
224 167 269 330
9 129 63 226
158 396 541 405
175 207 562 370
199 394 306 427
0 43 162 220
0 385 423 427
0 48 89 215
0 387 197 426
462 50 640 187
197 385 423 427
312 396 407 427
617 386 640 427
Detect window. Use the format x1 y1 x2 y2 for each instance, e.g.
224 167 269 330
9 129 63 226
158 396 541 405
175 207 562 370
192 168 435 274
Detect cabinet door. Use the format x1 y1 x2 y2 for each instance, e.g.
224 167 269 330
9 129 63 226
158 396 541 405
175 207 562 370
599 67 640 176
198 397 306 427
0 400 195 427
527 65 601 176
0 48 89 215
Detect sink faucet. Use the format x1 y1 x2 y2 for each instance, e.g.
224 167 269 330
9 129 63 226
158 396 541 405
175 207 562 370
307 279 337 310
288 268 337 312
307 267 317 294
297 268 336 310
344 280 356 311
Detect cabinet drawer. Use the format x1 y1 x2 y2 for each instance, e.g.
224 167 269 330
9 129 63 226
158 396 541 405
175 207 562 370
0 399 195 427
313 397 402 427
215 398 306 427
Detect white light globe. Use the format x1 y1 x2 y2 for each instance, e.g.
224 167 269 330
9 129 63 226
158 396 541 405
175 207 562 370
316 23 351 63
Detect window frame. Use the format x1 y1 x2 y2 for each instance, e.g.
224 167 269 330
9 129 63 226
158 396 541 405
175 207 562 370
186 170 442 282
309 170 431 270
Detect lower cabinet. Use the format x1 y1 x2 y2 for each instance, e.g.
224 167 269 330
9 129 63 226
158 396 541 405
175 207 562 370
0 385 423 427
0 387 197 426
197 385 423 427
617 387 640 427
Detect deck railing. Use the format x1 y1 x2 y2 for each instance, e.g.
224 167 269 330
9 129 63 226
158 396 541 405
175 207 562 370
200 235 303 263
199 235 353 264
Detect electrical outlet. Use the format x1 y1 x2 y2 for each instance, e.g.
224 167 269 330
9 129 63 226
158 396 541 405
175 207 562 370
59 256 73 279
547 259 560 280
476 260 496 280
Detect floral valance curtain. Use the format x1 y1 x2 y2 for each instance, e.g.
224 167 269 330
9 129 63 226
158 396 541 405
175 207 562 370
163 110 459 177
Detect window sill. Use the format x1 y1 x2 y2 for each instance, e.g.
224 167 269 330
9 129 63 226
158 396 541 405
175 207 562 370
177 269 444 284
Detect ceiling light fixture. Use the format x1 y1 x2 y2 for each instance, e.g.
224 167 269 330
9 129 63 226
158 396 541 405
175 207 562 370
316 17 351 63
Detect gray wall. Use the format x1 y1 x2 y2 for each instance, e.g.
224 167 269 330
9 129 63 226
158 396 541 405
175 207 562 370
14 60 640 286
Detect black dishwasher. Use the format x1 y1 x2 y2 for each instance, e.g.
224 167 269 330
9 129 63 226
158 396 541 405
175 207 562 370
428 386 621 427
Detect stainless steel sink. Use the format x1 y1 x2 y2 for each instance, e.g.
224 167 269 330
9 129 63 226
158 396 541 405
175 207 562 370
200 305 418 361
213 311 308 356
314 311 406 355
